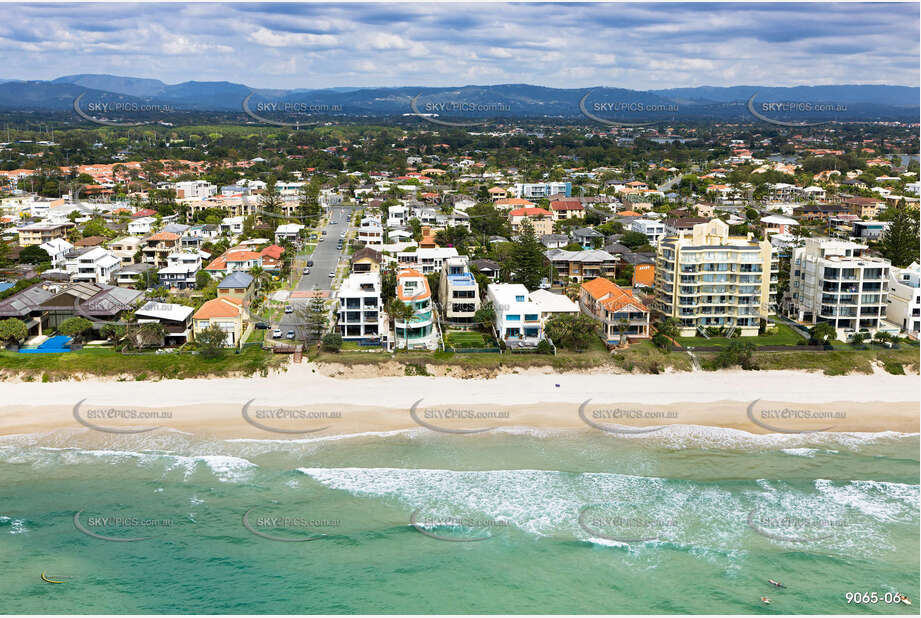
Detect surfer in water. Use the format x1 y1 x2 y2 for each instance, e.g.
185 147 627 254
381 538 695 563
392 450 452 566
769 579 785 589
760 597 771 605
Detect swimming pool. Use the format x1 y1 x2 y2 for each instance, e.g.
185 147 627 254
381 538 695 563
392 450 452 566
18 335 73 353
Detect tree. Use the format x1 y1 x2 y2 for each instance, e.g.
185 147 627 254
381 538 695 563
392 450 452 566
620 231 651 249
713 339 757 369
385 297 415 340
195 270 211 290
655 317 680 340
196 323 229 358
544 313 598 351
19 245 50 264
258 181 284 229
510 219 545 290
100 324 127 346
303 294 328 343
321 333 343 352
809 322 837 345
0 318 28 345
651 332 671 351
473 300 496 332
127 322 166 349
878 205 920 267
57 317 93 342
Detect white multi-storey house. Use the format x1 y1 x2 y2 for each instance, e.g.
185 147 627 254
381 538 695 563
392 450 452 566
64 247 120 284
158 251 203 290
396 247 462 274
438 257 481 326
886 262 920 337
357 216 384 249
486 283 544 345
337 272 387 343
394 269 438 350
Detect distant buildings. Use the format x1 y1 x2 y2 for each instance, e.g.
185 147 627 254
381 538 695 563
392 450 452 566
514 181 571 199
787 238 892 339
654 220 775 337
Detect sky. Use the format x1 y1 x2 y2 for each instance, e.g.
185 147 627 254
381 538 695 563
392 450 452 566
1 2 918 90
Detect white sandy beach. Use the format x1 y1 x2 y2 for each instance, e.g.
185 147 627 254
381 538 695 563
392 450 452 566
0 365 918 437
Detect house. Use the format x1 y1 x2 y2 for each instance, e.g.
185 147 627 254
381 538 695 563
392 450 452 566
396 247 460 274
469 259 500 280
571 227 604 249
158 251 202 290
142 231 181 268
852 220 889 240
358 216 384 248
38 238 74 268
579 277 650 345
192 296 246 347
760 214 799 236
350 248 382 274
74 235 106 249
842 196 885 219
663 217 709 236
509 207 553 235
205 245 284 275
544 248 618 286
135 301 194 346
19 282 142 333
514 182 571 199
438 257 481 326
631 219 667 246
112 263 154 287
486 283 543 344
549 200 585 221
528 289 579 322
109 236 142 265
337 272 387 343
488 186 508 201
63 247 120 284
16 222 74 247
887 262 920 337
217 271 255 306
654 219 776 337
274 223 304 244
540 234 570 249
394 269 438 350
788 238 892 339
220 216 245 235
127 216 156 235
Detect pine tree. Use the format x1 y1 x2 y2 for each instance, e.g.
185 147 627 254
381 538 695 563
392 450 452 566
511 219 546 290
879 205 920 267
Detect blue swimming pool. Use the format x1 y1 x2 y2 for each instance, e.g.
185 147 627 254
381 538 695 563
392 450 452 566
18 335 73 353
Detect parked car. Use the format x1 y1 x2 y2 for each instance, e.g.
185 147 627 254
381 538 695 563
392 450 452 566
254 321 269 329
286 330 295 339
284 305 293 314
303 267 311 275
328 271 335 278
307 260 314 267
272 328 282 338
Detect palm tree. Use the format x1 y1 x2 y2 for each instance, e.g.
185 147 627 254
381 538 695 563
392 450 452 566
249 265 270 292
385 297 416 343
617 318 630 348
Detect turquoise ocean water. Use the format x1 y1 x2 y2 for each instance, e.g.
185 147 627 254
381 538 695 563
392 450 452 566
0 426 917 614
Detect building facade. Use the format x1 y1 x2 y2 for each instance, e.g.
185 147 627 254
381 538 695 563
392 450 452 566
438 257 481 326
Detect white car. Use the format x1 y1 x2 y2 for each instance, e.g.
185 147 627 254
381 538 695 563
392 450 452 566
284 305 293 313
272 328 282 338
328 271 335 278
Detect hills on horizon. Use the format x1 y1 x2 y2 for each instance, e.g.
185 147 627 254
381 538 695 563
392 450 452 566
0 73 917 123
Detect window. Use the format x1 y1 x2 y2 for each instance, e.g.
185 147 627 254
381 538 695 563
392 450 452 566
515 295 525 302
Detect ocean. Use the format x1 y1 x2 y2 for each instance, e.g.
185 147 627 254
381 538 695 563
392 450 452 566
1 426 917 614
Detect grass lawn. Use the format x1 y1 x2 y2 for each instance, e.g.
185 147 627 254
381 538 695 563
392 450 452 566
0 346 286 381
675 323 804 348
246 328 265 343
445 331 491 348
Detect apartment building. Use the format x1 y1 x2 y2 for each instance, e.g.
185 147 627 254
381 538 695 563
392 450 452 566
509 207 553 235
486 283 543 344
394 269 438 350
438 257 481 326
787 238 891 339
514 182 572 199
357 216 384 248
38 238 74 268
16 222 74 247
337 272 386 342
544 249 618 286
887 262 920 336
579 277 650 345
654 219 775 337
142 231 181 268
549 200 585 221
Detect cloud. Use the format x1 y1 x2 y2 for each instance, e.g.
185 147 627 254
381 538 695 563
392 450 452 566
0 2 916 89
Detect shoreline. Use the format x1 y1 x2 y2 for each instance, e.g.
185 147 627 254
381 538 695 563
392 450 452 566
1 366 917 438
